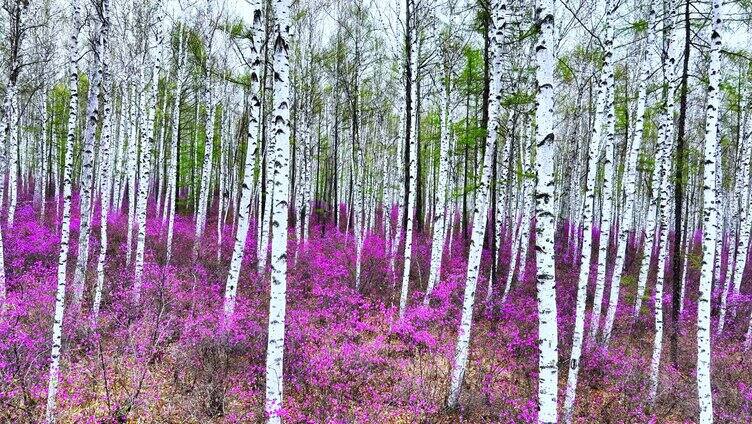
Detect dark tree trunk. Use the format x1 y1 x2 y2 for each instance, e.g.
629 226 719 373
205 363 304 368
462 56 470 240
671 0 691 367
402 1 413 234
416 65 423 233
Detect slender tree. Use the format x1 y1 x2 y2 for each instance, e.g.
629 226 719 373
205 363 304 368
92 52 113 322
589 0 617 343
224 1 263 318
265 0 292 420
398 0 419 319
533 0 558 421
165 28 187 264
425 74 451 301
46 1 80 420
133 18 162 302
603 5 655 345
696 0 722 420
72 0 110 306
446 0 505 409
563 2 610 414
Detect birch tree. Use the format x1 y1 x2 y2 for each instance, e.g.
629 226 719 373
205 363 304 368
133 18 162 302
533 0 558 421
589 0 616 343
602 5 655 345
73 0 110 306
125 84 138 265
562 2 610 414
4 0 29 228
46 1 80 420
648 1 680 401
165 28 187 264
425 20 453 302
696 0 722 419
224 0 263 318
265 0 292 420
398 0 418 319
92 53 113 322
648 111 673 405
194 3 217 258
446 0 505 409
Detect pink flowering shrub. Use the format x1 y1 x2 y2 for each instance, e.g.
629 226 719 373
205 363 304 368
0 196 750 422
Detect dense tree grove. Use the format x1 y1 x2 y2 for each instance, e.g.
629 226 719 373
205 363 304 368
0 0 751 422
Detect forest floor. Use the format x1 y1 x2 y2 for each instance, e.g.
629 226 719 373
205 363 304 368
1 198 752 423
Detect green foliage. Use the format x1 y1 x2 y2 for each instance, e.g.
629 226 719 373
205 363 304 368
454 118 484 152
450 181 479 201
472 3 490 34
614 63 627 82
642 102 662 142
631 19 648 34
234 72 253 87
621 274 637 289
637 151 655 175
720 79 742 114
456 47 484 97
615 107 628 133
421 110 441 149
556 57 575 83
292 9 308 24
500 91 534 108
572 44 602 66
689 250 702 270
185 27 208 71
225 19 248 38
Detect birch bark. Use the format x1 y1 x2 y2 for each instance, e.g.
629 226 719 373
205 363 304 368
264 0 292 420
446 0 505 408
46 2 80 420
697 1 722 419
533 1 558 420
224 2 263 318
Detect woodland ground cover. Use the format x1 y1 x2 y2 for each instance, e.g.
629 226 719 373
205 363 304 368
1 196 750 422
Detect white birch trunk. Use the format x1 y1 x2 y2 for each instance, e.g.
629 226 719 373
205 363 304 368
446 0 505 408
125 85 138 265
398 0 419 319
257 117 275 272
301 128 312 241
730 118 752 317
636 7 679 320
92 57 113 322
602 6 654 345
425 69 452 302
501 143 532 304
391 98 406 279
649 111 673 404
165 33 186 265
634 158 661 317
533 2 558 421
265 0 291 419
46 2 80 419
223 3 262 318
0 94 8 212
133 30 162 302
73 4 108 304
4 1 26 228
589 2 616 342
697 1 722 420
562 2 611 413
715 140 732 332
194 83 216 257
512 122 535 290
6 84 19 227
